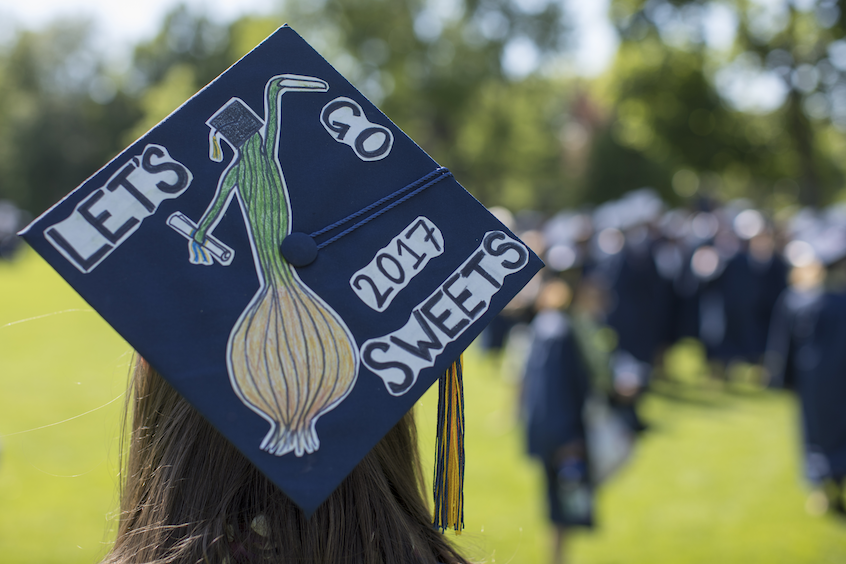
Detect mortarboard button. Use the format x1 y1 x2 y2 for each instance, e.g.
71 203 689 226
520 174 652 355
280 231 318 266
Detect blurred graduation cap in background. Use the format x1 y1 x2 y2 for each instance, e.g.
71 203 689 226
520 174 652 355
617 188 663 231
19 26 542 528
785 221 846 268
542 211 592 273
783 204 846 269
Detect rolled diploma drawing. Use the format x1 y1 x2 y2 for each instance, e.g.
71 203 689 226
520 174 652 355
167 212 235 266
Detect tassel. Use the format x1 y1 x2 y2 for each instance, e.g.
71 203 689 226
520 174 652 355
209 129 224 162
433 354 465 534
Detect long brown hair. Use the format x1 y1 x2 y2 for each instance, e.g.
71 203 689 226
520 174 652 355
102 356 468 564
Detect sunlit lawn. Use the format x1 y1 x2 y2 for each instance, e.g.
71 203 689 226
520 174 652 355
2 247 845 563
0 247 130 563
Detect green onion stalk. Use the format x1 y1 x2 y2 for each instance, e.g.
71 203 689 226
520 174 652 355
192 75 359 457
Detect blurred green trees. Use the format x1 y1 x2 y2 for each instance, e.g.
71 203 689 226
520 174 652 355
0 0 843 217
588 0 846 207
0 21 141 213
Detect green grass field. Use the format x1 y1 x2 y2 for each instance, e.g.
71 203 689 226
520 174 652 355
2 247 846 563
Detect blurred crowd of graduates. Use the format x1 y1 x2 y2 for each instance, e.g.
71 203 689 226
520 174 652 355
482 188 846 560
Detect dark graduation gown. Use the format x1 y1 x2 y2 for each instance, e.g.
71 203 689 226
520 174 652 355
479 313 518 352
748 253 788 361
701 251 757 363
766 288 846 482
522 309 595 527
652 236 687 350
704 250 787 364
672 240 704 342
604 234 666 366
522 310 590 462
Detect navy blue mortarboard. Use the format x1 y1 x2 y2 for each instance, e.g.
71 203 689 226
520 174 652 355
19 26 542 523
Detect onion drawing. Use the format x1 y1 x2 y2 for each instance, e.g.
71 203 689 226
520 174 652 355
190 75 359 456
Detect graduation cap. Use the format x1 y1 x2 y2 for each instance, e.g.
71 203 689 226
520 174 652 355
19 26 542 528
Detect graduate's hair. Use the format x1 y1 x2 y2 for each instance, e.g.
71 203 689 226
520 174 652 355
101 355 468 564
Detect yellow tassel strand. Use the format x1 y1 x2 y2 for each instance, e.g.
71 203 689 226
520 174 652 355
433 354 465 534
208 129 224 162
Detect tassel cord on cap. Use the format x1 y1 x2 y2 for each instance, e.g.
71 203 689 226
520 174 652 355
433 355 465 534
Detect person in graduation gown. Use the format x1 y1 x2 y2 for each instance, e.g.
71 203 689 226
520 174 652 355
699 232 757 368
702 210 787 371
20 24 544 564
604 224 665 369
746 227 788 363
521 278 593 564
590 191 666 374
0 200 26 260
593 226 660 432
766 246 846 515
